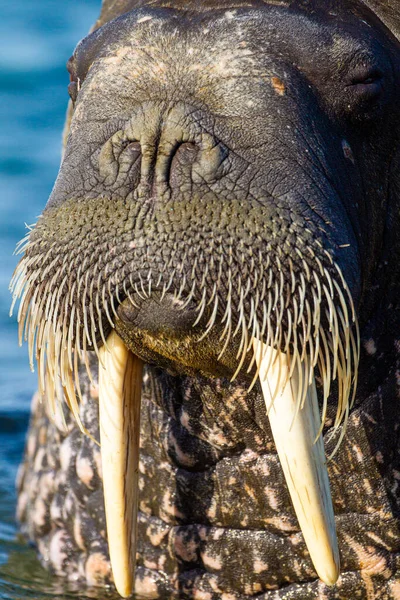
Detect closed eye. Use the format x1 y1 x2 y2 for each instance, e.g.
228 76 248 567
348 68 383 88
346 67 384 107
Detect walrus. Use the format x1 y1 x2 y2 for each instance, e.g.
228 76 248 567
10 0 400 598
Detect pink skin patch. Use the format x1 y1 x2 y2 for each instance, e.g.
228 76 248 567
49 530 69 574
85 552 112 586
253 559 269 574
76 454 94 488
59 437 73 472
192 591 212 600
201 553 223 571
74 515 85 551
135 575 160 598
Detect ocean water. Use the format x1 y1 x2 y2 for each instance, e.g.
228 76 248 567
0 1 110 598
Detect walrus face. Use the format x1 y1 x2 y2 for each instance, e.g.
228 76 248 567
10 0 400 596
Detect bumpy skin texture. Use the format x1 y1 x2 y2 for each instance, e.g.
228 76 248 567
15 0 400 598
18 350 400 599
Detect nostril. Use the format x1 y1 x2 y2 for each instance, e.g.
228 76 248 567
98 132 142 191
118 140 142 190
173 142 198 165
169 142 198 189
122 141 141 165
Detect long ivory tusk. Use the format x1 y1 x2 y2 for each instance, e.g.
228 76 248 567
99 331 143 598
252 339 340 586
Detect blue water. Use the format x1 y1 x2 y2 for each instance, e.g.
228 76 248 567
0 2 111 597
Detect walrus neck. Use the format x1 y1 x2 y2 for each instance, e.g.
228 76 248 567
357 288 400 403
356 151 400 400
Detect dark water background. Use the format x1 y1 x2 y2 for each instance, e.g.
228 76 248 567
0 2 113 597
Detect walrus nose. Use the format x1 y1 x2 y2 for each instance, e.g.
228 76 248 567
154 138 200 192
139 105 229 194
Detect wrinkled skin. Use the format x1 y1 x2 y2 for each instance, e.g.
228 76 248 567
15 0 400 598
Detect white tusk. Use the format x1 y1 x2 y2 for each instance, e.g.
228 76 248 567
99 331 143 598
252 339 340 586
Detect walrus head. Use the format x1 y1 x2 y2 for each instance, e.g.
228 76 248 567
10 0 400 595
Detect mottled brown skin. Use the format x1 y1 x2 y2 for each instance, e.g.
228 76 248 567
17 351 400 598
15 0 400 598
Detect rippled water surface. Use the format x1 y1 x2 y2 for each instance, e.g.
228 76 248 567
0 2 111 597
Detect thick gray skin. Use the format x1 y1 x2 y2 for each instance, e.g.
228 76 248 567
16 0 400 598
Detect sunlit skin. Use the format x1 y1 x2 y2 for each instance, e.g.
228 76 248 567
12 1 400 598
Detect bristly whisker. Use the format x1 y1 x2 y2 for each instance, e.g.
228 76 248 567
10 226 360 457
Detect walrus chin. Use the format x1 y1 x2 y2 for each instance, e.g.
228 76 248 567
10 194 359 596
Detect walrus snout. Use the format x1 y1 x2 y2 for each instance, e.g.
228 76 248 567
12 2 364 446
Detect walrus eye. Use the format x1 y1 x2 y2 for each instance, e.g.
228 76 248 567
349 67 383 100
68 80 79 105
66 55 80 106
342 64 385 120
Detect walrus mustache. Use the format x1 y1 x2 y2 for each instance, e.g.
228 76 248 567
10 218 359 595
